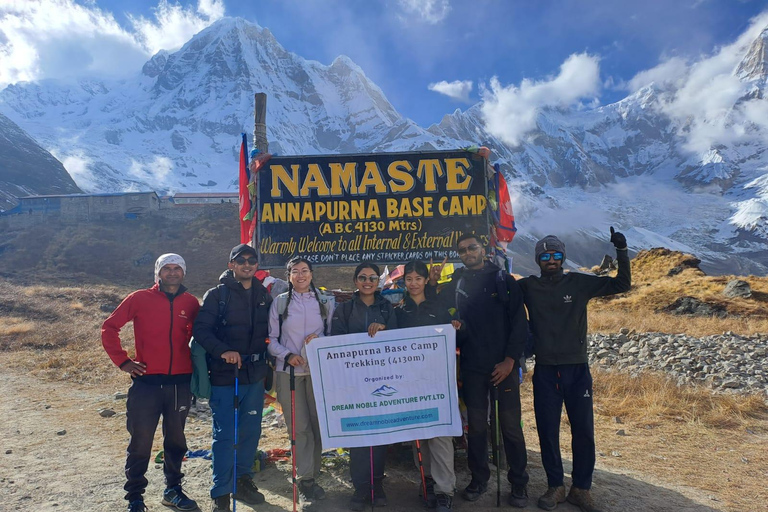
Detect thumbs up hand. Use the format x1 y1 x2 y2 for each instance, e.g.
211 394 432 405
610 226 627 250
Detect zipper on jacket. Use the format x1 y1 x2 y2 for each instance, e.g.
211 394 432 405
168 297 175 375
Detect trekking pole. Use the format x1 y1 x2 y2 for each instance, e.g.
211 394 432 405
493 385 500 507
415 440 428 506
233 364 240 512
290 364 297 512
370 446 375 512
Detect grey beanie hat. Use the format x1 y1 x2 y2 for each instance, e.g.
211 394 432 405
535 235 566 262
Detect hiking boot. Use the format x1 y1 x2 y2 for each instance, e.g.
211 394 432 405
435 493 453 512
508 484 528 508
537 485 566 510
299 479 326 501
128 500 148 512
210 495 230 512
567 487 602 512
461 480 487 502
234 475 265 505
373 479 387 507
349 486 369 511
162 485 199 511
419 476 436 508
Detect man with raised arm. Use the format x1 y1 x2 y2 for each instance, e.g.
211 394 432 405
518 229 631 512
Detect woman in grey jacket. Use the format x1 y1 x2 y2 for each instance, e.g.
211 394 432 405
268 257 334 503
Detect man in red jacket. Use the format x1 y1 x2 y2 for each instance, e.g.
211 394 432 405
102 253 201 512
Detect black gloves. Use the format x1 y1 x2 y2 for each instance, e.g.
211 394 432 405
610 226 627 250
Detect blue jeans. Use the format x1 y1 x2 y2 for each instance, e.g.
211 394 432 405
209 379 265 499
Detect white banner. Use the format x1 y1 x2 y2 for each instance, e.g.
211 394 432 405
305 324 461 449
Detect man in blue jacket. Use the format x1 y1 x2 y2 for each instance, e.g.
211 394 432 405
518 229 630 512
429 233 530 507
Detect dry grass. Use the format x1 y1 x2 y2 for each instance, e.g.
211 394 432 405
591 368 768 429
588 309 768 336
0 279 130 384
586 247 768 335
0 316 36 336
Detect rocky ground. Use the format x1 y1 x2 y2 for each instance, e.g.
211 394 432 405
588 331 768 396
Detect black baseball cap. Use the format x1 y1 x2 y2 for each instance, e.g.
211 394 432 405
230 243 258 261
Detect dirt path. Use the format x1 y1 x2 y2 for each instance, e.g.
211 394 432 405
0 366 725 512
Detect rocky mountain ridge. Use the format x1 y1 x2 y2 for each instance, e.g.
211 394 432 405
1 17 767 274
0 113 81 211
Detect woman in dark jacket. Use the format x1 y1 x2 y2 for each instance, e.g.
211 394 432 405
331 263 397 511
395 260 460 512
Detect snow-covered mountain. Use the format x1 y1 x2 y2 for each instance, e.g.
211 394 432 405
1 17 767 275
0 113 81 211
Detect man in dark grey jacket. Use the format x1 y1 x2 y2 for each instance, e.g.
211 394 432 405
429 234 530 507
518 228 630 512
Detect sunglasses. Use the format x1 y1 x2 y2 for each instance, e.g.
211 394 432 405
539 252 563 262
356 275 379 283
233 256 258 265
457 244 481 255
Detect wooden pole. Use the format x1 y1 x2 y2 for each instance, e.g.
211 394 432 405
253 93 268 153
251 93 268 249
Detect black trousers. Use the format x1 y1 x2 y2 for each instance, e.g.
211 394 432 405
124 379 191 501
532 363 595 490
462 369 529 487
349 445 388 490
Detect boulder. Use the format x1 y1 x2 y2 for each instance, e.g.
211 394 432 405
661 297 727 318
722 279 752 299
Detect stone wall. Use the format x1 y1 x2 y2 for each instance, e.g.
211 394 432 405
1 201 238 228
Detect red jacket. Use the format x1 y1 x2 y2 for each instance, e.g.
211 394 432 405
102 284 200 375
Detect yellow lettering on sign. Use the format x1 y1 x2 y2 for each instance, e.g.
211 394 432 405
358 161 387 195
329 162 358 196
445 158 472 192
351 200 365 218
300 164 330 197
417 159 444 193
367 199 381 219
301 202 315 222
436 194 487 217
262 204 273 222
270 164 300 198
438 196 448 216
387 160 415 194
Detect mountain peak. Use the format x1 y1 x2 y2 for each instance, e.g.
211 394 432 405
735 26 768 81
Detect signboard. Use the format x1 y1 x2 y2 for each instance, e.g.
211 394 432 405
257 150 490 267
305 324 461 449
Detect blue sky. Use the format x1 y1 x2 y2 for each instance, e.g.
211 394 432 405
1 0 766 127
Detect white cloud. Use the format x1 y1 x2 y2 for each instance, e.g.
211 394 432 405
626 57 688 92
428 79 473 102
128 0 225 55
0 0 224 88
397 0 451 25
198 0 226 19
646 11 768 154
128 156 175 191
480 53 601 146
56 151 98 191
